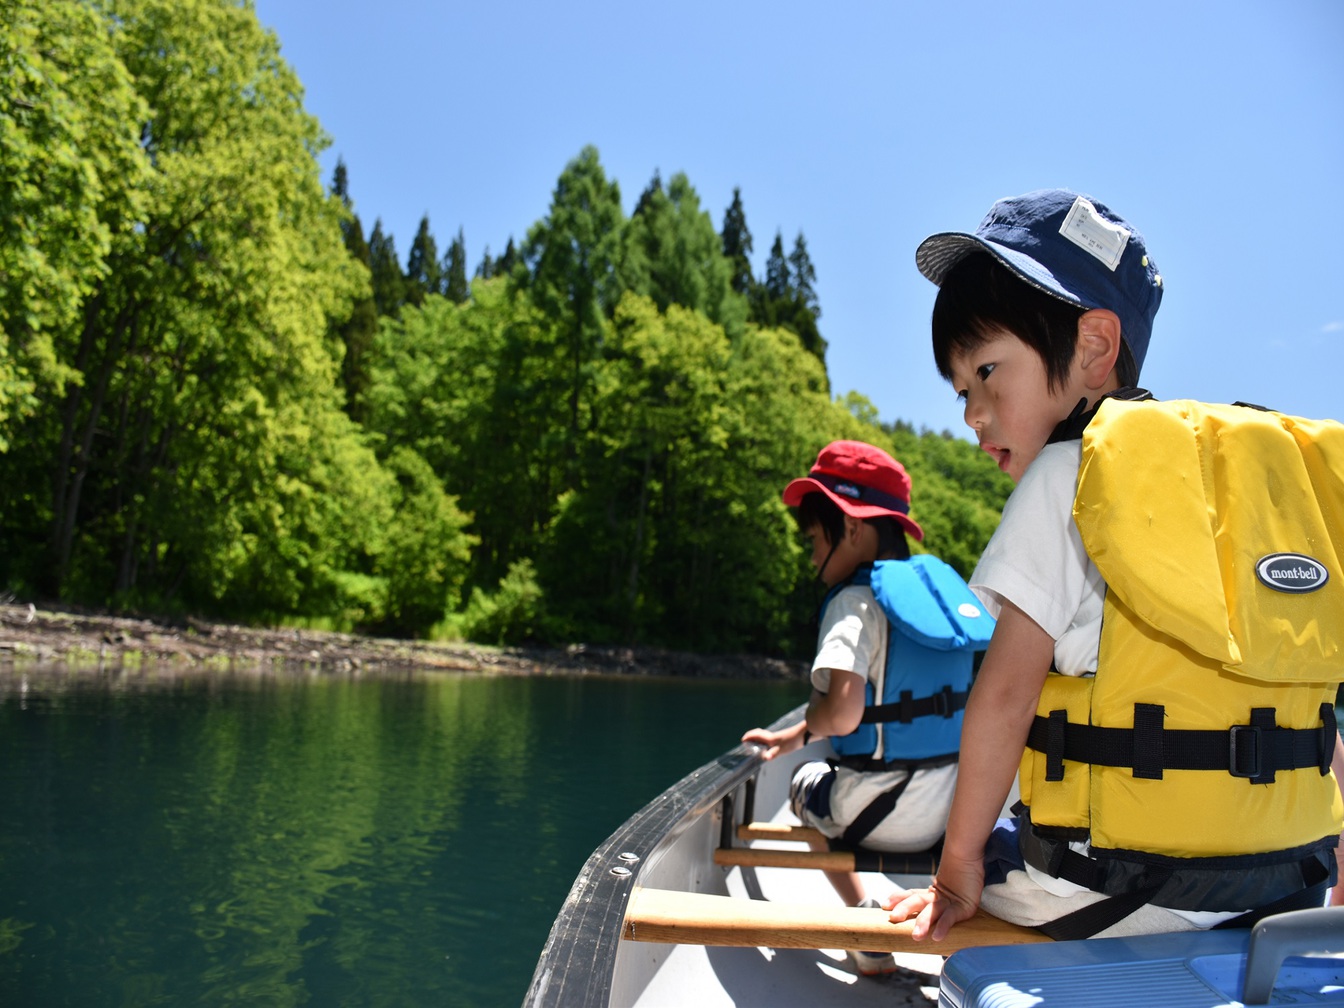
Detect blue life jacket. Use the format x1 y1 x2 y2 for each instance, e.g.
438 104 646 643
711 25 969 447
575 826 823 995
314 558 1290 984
824 555 995 767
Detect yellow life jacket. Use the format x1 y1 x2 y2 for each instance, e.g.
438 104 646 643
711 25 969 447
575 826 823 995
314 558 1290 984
1018 396 1344 923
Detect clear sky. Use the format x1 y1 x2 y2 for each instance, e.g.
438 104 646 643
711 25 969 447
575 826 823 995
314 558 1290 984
253 0 1343 438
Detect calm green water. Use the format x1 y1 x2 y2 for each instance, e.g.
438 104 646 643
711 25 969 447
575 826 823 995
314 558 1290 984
0 668 802 1007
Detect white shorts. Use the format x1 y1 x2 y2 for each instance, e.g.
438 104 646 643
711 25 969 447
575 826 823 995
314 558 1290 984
789 759 956 852
981 869 1206 938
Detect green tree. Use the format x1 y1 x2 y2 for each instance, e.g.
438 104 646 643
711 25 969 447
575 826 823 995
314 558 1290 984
366 278 564 593
495 237 520 278
0 0 389 619
374 447 476 636
368 219 406 316
720 187 755 297
620 171 746 337
0 0 149 449
786 232 825 362
748 230 825 367
404 214 442 307
329 160 378 422
536 292 852 653
763 231 790 302
789 233 817 314
521 145 625 456
443 227 469 304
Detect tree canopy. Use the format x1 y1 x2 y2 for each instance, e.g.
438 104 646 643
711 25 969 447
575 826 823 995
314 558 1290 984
0 0 1012 658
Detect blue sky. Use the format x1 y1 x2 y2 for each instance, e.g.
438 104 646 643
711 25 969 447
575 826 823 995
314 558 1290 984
254 0 1343 437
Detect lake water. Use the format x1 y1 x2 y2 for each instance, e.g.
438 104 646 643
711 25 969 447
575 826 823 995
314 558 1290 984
0 667 803 1007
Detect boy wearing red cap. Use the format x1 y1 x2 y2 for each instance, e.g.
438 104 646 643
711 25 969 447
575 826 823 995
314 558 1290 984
742 439 992 975
888 189 1344 943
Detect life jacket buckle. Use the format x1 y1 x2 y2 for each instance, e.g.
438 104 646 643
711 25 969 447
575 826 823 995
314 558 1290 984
1228 724 1262 779
933 685 956 718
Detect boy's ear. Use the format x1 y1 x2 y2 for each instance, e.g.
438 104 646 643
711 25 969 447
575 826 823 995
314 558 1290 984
843 514 863 543
1076 309 1123 390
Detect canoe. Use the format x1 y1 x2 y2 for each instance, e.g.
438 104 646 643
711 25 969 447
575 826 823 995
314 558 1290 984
524 703 1344 1007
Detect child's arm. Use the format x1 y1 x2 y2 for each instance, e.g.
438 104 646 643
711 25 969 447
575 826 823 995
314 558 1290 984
1330 734 1344 906
740 672 867 761
887 600 1053 940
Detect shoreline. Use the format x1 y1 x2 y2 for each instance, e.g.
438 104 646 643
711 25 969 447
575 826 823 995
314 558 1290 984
0 603 808 683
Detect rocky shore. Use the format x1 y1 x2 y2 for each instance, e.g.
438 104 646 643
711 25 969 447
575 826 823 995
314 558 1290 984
0 603 807 682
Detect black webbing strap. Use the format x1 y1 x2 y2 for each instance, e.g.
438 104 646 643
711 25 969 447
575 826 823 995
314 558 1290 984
1036 850 1333 941
836 767 916 849
1026 705 1334 782
860 685 968 725
844 843 943 875
1321 704 1338 774
1213 856 1333 930
1036 866 1173 941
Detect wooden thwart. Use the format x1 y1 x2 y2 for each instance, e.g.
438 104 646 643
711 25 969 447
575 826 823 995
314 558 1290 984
623 887 1050 953
735 822 826 844
715 847 858 872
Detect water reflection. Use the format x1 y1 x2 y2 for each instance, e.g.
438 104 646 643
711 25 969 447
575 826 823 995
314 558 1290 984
0 666 801 1006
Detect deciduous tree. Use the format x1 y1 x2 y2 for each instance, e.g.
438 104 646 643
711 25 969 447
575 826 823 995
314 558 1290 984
0 0 148 448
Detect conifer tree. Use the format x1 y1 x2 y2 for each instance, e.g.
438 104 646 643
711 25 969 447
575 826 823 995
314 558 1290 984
405 215 442 306
621 171 744 335
763 231 790 300
328 161 378 422
368 220 406 316
475 246 495 279
496 237 520 278
789 232 818 318
522 146 625 455
720 187 754 296
444 227 469 303
331 158 353 215
787 232 826 363
633 170 663 216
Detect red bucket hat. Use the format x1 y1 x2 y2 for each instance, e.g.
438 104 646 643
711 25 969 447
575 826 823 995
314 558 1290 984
782 440 924 541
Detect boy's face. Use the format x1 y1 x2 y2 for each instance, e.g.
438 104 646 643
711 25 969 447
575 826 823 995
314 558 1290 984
948 328 1081 484
803 519 872 587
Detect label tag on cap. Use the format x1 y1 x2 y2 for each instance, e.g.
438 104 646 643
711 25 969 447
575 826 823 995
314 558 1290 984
1059 196 1130 271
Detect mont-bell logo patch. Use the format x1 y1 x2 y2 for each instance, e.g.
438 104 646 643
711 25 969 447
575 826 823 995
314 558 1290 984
1254 553 1330 594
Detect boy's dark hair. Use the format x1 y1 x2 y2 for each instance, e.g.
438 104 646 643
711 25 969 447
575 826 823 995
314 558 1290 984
794 492 911 562
931 253 1138 392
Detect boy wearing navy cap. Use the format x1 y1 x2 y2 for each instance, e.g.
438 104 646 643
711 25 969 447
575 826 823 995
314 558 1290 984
888 189 1344 942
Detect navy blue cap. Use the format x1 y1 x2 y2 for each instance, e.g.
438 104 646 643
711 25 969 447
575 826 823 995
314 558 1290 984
916 189 1163 377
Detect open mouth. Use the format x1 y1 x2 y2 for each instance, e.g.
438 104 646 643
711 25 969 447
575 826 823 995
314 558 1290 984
980 440 1010 472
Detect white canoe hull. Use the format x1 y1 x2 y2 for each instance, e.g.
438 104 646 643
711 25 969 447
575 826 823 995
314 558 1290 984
525 704 942 1006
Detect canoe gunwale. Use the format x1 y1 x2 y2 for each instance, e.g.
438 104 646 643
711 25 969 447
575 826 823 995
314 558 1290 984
523 703 804 1007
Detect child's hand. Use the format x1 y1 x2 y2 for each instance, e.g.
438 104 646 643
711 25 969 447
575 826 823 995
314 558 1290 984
740 726 802 761
885 852 984 941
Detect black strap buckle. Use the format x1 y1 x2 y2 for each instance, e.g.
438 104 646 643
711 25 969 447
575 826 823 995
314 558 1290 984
1229 724 1262 779
933 685 955 718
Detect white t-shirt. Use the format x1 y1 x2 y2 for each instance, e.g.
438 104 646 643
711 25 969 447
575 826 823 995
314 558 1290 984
810 583 886 690
969 441 1104 676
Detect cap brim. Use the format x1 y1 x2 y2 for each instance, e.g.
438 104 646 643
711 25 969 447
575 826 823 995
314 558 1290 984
782 477 925 541
915 232 1089 311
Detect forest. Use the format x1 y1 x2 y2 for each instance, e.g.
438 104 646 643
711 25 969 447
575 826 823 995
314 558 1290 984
0 0 1012 658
